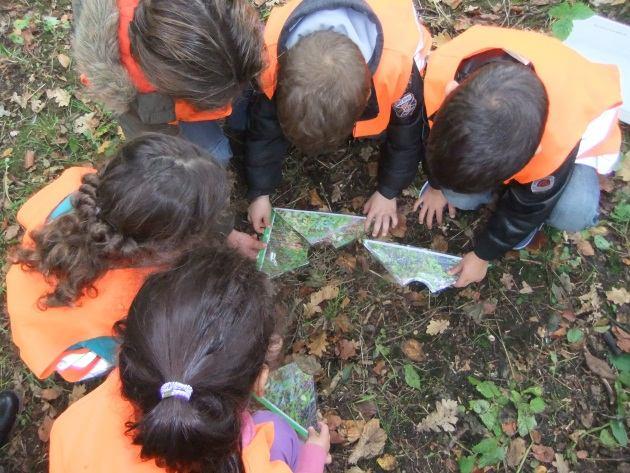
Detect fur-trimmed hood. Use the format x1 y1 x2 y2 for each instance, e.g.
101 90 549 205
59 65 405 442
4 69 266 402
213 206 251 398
73 0 136 114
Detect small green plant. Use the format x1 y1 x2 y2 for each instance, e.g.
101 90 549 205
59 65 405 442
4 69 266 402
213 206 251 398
458 378 547 473
548 2 594 40
9 15 32 44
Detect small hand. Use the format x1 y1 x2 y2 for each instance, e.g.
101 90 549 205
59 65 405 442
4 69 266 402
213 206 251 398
363 191 398 237
248 195 272 234
306 422 332 464
413 185 456 229
226 230 266 260
449 251 489 288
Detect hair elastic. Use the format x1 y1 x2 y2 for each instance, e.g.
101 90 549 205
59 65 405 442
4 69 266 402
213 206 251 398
160 382 193 401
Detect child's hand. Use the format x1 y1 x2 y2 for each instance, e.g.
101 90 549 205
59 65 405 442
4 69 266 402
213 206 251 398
363 191 398 237
449 251 489 287
226 230 266 260
306 422 332 464
248 195 272 234
414 186 456 229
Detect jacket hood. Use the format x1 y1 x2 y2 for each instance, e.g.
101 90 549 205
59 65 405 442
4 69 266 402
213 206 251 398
72 0 136 114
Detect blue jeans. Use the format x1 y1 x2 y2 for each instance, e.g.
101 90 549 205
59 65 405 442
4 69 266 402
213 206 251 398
178 89 251 165
442 164 600 232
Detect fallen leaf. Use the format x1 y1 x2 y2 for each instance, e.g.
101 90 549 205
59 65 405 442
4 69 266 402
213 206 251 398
337 339 357 360
307 331 328 357
331 184 342 203
584 349 616 380
534 466 548 473
376 454 398 471
351 196 366 210
73 112 99 135
500 272 515 290
442 0 462 9
530 430 542 444
426 319 450 335
519 281 534 294
576 450 588 460
68 384 87 405
373 359 386 376
30 97 45 113
606 287 630 306
402 339 424 362
348 418 387 464
57 53 71 68
506 437 528 467
336 253 357 273
38 415 55 442
432 31 452 48
334 315 353 333
577 283 603 319
532 444 555 463
553 453 571 473
390 214 407 238
355 400 377 418
613 326 630 353
430 234 449 252
292 354 323 376
46 88 71 107
23 149 36 169
502 421 517 437
573 234 595 256
367 162 378 178
417 399 459 433
40 387 62 401
345 468 367 473
4 224 20 240
453 17 472 31
11 92 28 109
309 188 325 208
335 419 366 445
303 284 340 317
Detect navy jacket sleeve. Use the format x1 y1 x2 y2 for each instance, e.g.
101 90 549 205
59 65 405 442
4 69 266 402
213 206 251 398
474 145 579 261
244 91 289 200
378 63 425 199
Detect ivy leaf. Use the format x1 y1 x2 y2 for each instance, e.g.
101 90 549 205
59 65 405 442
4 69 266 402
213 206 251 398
552 18 574 40
472 438 506 468
567 328 584 343
404 364 421 390
475 381 501 399
530 397 546 414
570 2 596 20
548 2 594 40
517 408 537 437
611 419 628 447
610 354 630 372
593 235 612 251
458 455 476 473
599 428 619 448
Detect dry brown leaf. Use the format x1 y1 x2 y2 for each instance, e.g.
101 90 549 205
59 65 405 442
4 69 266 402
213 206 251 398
453 17 472 31
576 450 588 460
309 188 325 208
532 444 555 463
613 326 630 353
571 233 595 256
584 349 615 380
553 453 571 473
506 437 528 467
334 315 354 333
534 466 548 473
303 284 339 317
46 88 71 107
57 53 71 68
307 332 328 357
502 421 517 437
402 339 424 362
430 234 449 252
351 196 366 210
345 468 367 473
38 415 55 442
348 418 387 464
74 112 99 135
417 399 458 433
390 214 407 238
367 161 378 178
577 283 603 319
336 253 357 273
4 224 20 241
605 287 630 306
337 339 357 360
23 149 36 169
519 281 534 294
500 272 515 290
426 319 450 335
40 387 62 401
376 454 398 471
30 97 45 113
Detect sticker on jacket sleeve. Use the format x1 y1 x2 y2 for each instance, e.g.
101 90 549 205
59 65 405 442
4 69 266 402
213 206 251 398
531 176 555 193
393 93 417 119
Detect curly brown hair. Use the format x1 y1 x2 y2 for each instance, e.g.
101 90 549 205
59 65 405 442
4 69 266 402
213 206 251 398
13 134 230 308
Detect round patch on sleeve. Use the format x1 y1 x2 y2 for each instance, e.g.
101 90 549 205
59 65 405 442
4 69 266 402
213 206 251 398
393 92 417 119
531 176 555 193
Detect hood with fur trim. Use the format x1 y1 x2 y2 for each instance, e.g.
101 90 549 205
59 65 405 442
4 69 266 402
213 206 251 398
73 0 136 114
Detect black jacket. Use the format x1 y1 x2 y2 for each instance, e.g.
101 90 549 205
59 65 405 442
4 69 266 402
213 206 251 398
244 0 424 200
424 50 578 261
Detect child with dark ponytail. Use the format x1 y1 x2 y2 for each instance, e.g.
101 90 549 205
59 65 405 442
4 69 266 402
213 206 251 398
50 246 331 473
6 134 261 382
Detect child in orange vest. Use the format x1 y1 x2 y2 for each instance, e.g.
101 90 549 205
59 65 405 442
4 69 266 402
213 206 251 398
246 0 431 238
414 26 622 288
50 246 331 473
7 134 261 382
73 0 263 163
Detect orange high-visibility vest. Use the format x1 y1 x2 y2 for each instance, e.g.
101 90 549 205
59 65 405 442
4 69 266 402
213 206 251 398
424 25 622 184
259 0 431 138
50 371 293 473
116 0 232 122
6 167 154 380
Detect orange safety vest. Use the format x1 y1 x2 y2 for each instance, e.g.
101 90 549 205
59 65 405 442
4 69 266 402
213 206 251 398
6 168 154 380
116 0 232 122
424 25 622 184
50 371 293 473
259 0 431 138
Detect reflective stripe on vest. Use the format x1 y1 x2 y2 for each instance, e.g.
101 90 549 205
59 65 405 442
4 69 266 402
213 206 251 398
424 25 622 184
259 0 431 137
116 0 232 122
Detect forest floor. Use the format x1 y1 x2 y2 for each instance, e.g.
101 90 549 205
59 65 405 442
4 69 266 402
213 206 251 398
1 0 629 472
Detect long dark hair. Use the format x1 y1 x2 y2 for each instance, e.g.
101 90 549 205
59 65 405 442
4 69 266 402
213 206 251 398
13 134 229 307
130 0 265 111
116 246 275 473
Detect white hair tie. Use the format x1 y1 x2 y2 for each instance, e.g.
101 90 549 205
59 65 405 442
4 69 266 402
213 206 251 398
160 382 193 401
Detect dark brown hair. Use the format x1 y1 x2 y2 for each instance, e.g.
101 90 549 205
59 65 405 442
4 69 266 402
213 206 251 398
276 30 370 155
13 134 229 308
130 0 264 111
117 245 275 473
426 62 548 193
